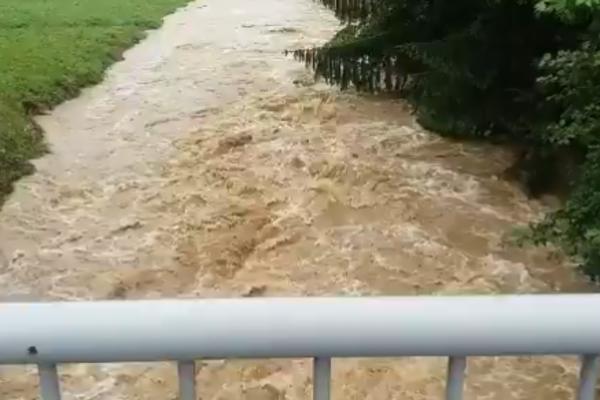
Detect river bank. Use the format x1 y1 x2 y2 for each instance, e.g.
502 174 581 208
0 0 190 199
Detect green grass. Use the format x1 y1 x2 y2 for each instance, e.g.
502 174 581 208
0 0 190 200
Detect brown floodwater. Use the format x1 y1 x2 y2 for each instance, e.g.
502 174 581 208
0 0 594 399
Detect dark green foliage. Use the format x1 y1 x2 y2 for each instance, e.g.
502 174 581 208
317 0 377 22
536 44 600 148
529 148 600 279
530 38 600 279
296 0 582 136
300 0 600 280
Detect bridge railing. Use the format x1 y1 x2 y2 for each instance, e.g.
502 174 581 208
0 295 599 400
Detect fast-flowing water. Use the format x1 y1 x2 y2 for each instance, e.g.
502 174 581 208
0 0 592 398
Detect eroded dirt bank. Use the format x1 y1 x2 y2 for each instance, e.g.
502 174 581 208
0 0 591 398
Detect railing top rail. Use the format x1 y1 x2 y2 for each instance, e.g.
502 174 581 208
1 295 600 364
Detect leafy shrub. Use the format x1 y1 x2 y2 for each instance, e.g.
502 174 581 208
532 40 600 279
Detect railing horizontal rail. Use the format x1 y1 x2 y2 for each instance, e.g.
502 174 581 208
1 295 600 364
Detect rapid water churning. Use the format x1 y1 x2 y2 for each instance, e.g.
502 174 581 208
0 0 592 398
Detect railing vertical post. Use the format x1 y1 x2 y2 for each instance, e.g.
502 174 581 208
446 356 467 400
38 363 61 400
177 360 197 400
313 357 331 400
577 355 599 400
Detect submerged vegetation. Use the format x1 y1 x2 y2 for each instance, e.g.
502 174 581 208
295 0 600 279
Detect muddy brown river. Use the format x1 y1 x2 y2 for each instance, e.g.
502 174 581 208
0 0 594 399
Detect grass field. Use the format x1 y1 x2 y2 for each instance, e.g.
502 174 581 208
0 0 190 200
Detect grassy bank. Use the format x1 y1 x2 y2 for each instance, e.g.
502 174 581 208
0 0 190 200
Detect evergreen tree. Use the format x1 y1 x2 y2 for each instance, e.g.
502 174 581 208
295 0 600 280
294 0 581 136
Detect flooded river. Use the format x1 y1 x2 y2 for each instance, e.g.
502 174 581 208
0 0 593 398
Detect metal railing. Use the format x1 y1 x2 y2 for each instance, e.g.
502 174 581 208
1 295 599 400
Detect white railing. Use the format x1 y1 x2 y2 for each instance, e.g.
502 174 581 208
1 295 599 400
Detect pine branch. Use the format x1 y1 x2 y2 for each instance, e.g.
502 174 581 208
316 0 382 21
